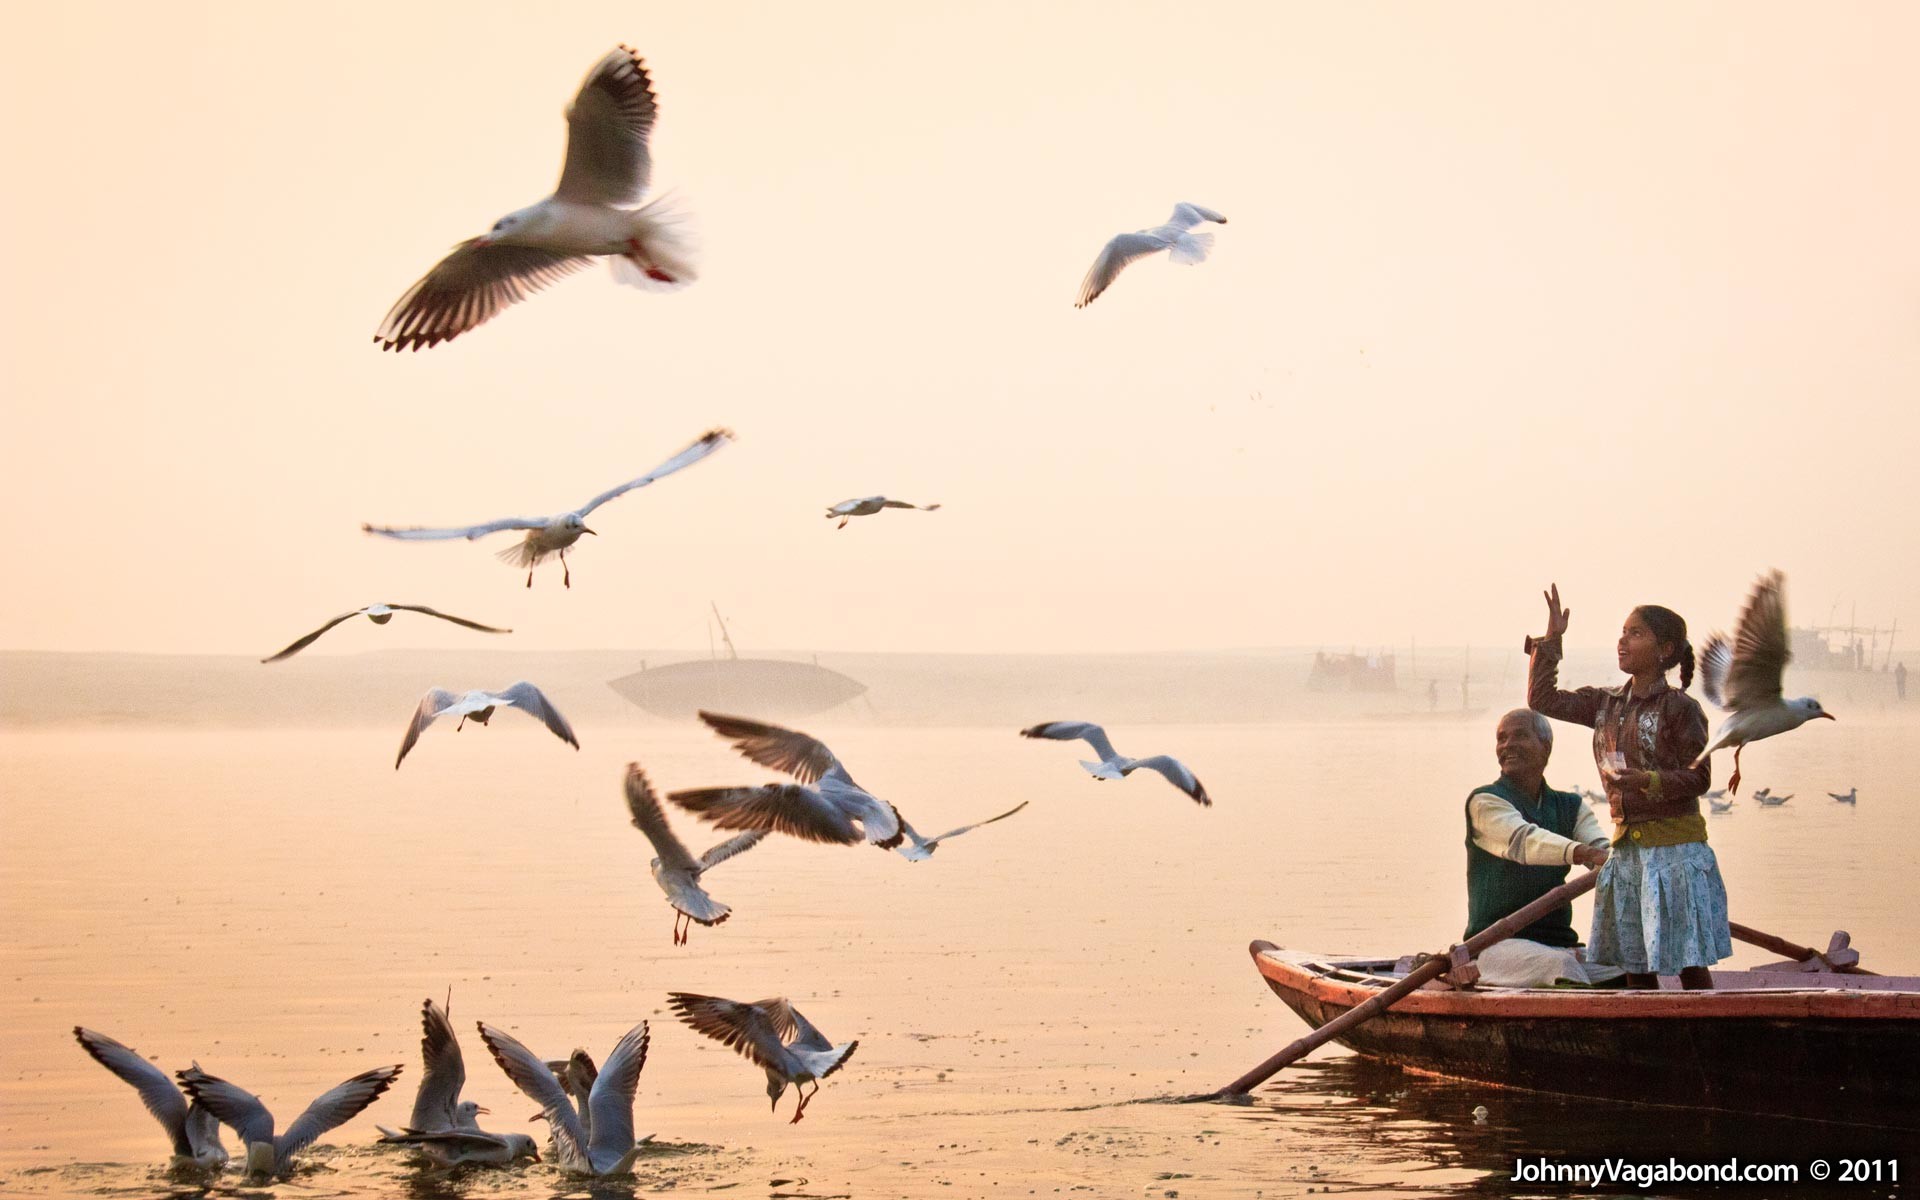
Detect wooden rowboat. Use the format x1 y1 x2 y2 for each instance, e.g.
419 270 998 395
1250 942 1920 1130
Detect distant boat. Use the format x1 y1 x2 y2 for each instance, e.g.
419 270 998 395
606 605 866 721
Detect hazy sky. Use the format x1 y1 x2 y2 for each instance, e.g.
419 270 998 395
4 2 1916 658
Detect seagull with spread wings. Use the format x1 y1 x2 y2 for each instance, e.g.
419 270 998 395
74 1028 228 1170
395 683 579 769
824 496 942 530
262 604 510 663
478 1022 651 1177
1691 571 1835 794
668 711 905 848
376 46 694 351
667 993 856 1124
362 427 733 588
623 762 766 943
1019 720 1212 806
892 801 1029 862
176 1062 402 1180
1074 202 1228 308
376 999 538 1168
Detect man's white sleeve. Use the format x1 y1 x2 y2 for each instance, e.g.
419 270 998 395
1468 792 1583 867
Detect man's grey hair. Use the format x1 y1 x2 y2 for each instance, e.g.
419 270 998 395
1499 708 1553 749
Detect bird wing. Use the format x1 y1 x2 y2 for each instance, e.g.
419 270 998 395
277 1065 403 1160
175 1065 276 1148
696 710 840 783
698 829 767 870
624 763 698 874
375 240 593 352
666 993 788 1072
1699 634 1734 709
1725 571 1790 710
782 1004 838 1056
585 1022 649 1173
478 1024 587 1160
574 428 735 517
1129 755 1211 806
495 682 580 750
362 517 547 542
385 605 513 635
260 610 366 663
917 800 1031 847
396 689 459 770
74 1028 192 1154
1167 202 1227 228
879 499 938 510
667 785 862 845
408 999 466 1133
1020 720 1121 763
1074 232 1166 308
555 46 658 206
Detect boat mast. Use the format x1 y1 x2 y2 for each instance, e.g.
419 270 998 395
710 601 740 661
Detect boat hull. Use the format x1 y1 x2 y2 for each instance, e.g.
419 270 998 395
606 659 867 721
1252 943 1920 1130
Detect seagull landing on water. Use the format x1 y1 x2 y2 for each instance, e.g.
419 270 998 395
362 427 732 588
1019 720 1212 806
1074 203 1228 308
176 1062 402 1180
74 1028 228 1170
376 999 539 1168
1692 571 1835 794
824 496 941 530
376 46 694 351
395 683 579 770
478 1022 652 1177
668 711 905 848
262 604 510 663
667 993 856 1124
1829 787 1858 805
623 762 766 944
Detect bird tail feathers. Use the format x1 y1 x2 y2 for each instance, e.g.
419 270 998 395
1167 230 1214 265
612 197 698 292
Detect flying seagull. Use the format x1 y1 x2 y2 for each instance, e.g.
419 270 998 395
1074 202 1228 308
668 711 905 848
824 496 942 530
262 604 510 663
478 1022 652 1177
892 801 1029 862
395 683 579 769
666 993 856 1124
362 427 733 588
375 999 537 1167
1019 720 1212 806
376 46 694 351
176 1062 402 1180
1692 571 1835 794
624 762 766 943
74 1028 228 1170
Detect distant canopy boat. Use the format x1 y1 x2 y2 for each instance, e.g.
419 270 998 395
605 604 867 721
1248 942 1920 1131
1307 650 1397 693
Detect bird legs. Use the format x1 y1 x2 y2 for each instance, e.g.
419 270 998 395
625 237 677 284
1728 745 1744 796
670 911 691 946
528 552 573 588
789 1081 820 1124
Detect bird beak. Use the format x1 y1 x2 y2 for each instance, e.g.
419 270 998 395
531 1150 541 1162
529 1111 545 1122
1821 712 1837 720
581 527 597 536
475 1106 491 1115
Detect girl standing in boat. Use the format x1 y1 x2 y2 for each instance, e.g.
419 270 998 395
1526 584 1731 990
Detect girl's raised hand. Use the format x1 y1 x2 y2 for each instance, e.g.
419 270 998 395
1542 583 1571 639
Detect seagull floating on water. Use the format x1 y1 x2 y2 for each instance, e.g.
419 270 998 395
624 762 766 943
395 682 579 769
478 1022 652 1177
1019 720 1211 806
1754 791 1793 807
1829 787 1858 805
376 999 538 1167
669 711 905 848
262 604 510 663
376 46 693 351
74 1028 228 1170
1693 571 1835 794
363 427 733 588
1707 791 1734 813
667 993 856 1124
176 1062 401 1180
1075 203 1228 308
825 496 942 530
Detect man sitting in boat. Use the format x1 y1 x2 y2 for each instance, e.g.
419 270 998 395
1466 710 1624 987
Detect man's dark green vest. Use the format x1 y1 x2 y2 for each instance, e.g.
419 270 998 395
1463 776 1584 948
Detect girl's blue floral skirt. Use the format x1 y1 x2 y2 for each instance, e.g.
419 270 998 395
1589 839 1732 974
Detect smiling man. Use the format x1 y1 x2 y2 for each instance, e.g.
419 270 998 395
1466 709 1623 987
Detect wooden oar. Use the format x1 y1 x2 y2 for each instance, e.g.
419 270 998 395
1729 922 1872 974
1216 868 1599 1096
